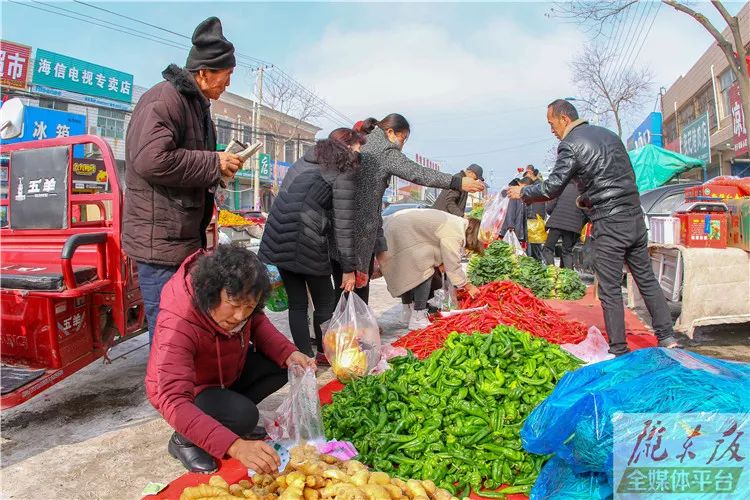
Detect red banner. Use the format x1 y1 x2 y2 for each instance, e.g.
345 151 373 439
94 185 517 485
0 40 31 90
729 82 748 156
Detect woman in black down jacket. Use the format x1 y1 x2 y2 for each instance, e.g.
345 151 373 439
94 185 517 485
347 114 485 303
259 128 364 363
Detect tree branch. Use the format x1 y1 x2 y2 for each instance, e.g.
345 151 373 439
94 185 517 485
662 0 741 72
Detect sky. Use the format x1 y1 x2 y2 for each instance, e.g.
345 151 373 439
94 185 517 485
1 0 746 188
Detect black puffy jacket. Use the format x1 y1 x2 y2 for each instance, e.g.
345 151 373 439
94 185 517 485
522 120 641 221
545 183 586 233
258 149 356 276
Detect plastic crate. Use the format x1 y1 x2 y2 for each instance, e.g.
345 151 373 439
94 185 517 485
649 216 680 244
677 212 728 249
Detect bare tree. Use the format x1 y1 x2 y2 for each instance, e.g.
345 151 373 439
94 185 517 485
550 0 750 140
570 44 654 137
258 70 324 162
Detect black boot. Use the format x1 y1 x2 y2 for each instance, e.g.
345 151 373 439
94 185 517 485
168 432 217 474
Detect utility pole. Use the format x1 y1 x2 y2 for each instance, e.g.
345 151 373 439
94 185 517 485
252 66 268 211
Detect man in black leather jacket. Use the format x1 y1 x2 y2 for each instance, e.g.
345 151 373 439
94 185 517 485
508 99 680 355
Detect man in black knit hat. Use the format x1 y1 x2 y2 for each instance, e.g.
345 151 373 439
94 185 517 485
123 16 241 346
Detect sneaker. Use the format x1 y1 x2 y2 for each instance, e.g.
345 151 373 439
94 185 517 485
315 352 330 366
400 303 413 325
408 309 431 330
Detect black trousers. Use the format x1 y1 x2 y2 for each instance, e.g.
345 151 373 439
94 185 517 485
400 277 434 311
543 228 579 269
331 256 374 305
527 243 544 262
591 209 675 355
278 269 335 356
188 350 288 445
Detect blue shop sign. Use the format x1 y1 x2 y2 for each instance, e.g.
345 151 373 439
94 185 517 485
627 112 663 151
0 104 86 156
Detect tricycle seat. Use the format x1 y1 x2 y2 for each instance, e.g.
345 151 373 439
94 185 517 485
0 263 98 291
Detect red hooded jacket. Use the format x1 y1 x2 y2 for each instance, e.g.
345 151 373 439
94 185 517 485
144 250 298 459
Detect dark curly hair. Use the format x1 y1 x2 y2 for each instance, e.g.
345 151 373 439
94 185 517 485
191 244 271 315
315 127 366 172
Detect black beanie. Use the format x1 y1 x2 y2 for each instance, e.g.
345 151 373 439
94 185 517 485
185 17 236 71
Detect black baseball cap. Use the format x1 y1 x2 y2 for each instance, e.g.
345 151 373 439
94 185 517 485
466 164 484 181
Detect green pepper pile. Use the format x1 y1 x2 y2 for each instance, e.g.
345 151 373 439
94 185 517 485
322 326 582 496
468 241 587 300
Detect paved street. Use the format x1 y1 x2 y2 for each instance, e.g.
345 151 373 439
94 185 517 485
2 275 748 499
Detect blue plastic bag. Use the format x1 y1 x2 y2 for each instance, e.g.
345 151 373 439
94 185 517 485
531 457 611 500
522 348 750 482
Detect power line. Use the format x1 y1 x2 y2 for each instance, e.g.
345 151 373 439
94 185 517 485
74 0 352 125
607 0 653 86
613 1 662 86
602 1 640 84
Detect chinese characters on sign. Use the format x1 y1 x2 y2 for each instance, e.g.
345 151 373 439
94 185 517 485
32 48 133 103
680 113 711 165
729 82 748 156
614 412 748 498
0 40 31 89
0 105 85 158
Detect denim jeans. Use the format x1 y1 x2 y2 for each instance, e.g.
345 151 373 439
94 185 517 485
137 261 179 344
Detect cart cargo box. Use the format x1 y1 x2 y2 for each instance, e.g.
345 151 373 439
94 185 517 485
726 198 750 252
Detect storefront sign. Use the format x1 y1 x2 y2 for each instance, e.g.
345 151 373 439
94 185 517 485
0 40 32 89
32 48 133 103
627 112 663 151
31 83 132 111
0 105 85 156
259 153 272 180
680 113 711 164
9 146 69 229
613 412 749 496
729 82 748 156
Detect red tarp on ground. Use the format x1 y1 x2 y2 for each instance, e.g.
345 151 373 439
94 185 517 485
148 286 657 499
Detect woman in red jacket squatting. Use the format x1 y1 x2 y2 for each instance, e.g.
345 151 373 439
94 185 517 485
145 244 316 474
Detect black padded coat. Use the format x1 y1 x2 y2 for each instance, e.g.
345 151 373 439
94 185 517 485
258 149 356 276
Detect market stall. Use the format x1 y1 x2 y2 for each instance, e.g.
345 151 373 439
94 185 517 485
644 177 750 337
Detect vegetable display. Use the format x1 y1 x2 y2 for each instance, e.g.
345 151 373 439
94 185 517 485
180 443 459 499
323 327 583 497
393 281 587 359
468 241 586 300
217 210 256 227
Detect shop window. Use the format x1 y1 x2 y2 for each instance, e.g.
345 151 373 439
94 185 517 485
302 143 313 157
265 134 277 162
216 119 233 148
96 108 125 140
718 69 737 120
694 85 717 132
38 98 68 111
285 141 296 163
243 125 253 144
677 104 695 131
663 118 677 145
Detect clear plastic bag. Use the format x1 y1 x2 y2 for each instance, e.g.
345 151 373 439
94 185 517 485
561 326 611 365
428 276 458 311
263 365 324 444
479 194 510 243
502 230 526 257
322 293 381 382
265 264 288 312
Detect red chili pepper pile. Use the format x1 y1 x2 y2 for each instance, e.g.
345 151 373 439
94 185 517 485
393 281 587 359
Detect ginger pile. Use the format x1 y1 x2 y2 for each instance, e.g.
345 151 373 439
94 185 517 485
179 443 458 500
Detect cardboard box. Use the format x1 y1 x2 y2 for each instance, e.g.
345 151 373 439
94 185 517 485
726 198 750 252
685 184 744 202
677 212 728 249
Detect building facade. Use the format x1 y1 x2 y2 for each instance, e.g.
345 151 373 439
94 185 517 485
660 3 750 179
